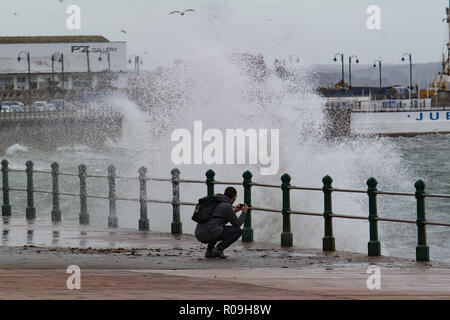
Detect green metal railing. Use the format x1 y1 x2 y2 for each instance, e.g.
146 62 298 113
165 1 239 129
1 159 450 262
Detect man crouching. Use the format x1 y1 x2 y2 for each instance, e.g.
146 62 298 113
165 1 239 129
194 187 249 259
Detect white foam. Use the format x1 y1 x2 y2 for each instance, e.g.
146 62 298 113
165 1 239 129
5 144 29 155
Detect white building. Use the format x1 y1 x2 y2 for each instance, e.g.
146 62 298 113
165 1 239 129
0 35 127 90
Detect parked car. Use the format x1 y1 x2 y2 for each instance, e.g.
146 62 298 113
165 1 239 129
45 104 57 111
1 106 12 112
30 101 47 111
1 101 25 111
1 105 24 112
1 101 24 107
50 99 66 110
11 105 24 112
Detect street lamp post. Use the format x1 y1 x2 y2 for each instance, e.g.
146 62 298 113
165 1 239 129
373 58 382 88
333 53 345 86
348 55 359 88
128 55 143 74
402 53 413 102
51 56 55 82
98 53 112 89
85 49 93 88
61 54 64 90
17 51 31 105
99 53 111 72
85 49 91 73
52 52 64 90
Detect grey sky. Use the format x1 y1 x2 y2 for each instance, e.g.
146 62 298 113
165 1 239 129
0 0 449 69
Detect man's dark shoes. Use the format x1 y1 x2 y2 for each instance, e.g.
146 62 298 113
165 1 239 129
212 247 227 259
205 249 216 258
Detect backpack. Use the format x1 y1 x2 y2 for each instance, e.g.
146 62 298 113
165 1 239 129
192 195 224 223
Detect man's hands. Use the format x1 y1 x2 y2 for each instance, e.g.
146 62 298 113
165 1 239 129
235 203 249 213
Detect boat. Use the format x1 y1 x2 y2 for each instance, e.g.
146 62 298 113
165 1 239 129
324 96 449 137
323 4 450 137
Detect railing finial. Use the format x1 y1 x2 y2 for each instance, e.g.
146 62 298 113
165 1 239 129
206 169 216 197
414 179 425 192
367 177 378 189
243 170 253 180
322 175 333 188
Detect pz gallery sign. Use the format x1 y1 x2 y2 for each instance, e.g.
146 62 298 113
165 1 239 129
71 45 119 54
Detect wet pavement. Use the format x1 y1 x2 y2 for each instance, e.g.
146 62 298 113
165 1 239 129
1 217 448 270
1 217 449 299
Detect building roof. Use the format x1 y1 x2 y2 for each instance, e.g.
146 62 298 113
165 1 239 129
0 35 110 44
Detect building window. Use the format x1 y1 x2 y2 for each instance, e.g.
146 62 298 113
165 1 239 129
30 76 38 89
0 76 14 90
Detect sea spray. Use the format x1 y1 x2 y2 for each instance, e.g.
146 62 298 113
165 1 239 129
98 53 414 255
0 1 418 256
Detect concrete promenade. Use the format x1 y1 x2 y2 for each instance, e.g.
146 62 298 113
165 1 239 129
0 219 449 299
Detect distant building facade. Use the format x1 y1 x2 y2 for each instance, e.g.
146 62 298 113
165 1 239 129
0 35 127 90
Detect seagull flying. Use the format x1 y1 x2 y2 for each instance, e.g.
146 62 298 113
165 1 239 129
120 30 127 34
169 9 195 16
12 12 19 16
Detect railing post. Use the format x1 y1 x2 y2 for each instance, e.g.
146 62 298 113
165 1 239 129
415 180 429 262
51 162 61 222
322 175 335 251
78 164 89 225
242 170 253 242
281 173 293 247
206 169 215 196
171 168 182 235
367 177 381 256
138 167 149 231
1 160 11 217
107 165 118 228
25 160 36 220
